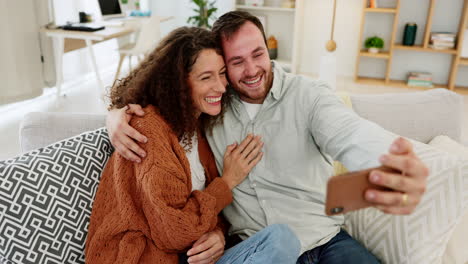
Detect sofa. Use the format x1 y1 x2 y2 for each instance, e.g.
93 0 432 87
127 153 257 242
1 88 466 264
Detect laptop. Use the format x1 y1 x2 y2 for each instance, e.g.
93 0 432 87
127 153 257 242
98 0 126 20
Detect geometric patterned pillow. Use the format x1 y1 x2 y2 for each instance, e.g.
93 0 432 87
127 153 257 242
344 140 468 264
0 128 113 264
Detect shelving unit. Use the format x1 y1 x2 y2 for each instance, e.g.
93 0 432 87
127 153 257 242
355 0 468 92
235 0 304 73
235 5 295 12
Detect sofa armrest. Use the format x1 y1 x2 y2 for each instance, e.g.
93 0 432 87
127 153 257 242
20 112 106 153
350 88 464 144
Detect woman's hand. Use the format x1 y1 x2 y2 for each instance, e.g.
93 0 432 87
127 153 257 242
187 229 225 264
221 134 264 190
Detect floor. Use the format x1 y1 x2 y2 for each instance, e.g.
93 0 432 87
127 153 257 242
0 66 467 160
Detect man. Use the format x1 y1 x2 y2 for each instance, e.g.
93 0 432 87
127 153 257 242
106 11 429 263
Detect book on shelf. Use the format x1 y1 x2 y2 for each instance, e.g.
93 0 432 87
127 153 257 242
407 72 433 87
407 80 434 87
408 71 432 78
429 44 455 50
430 32 456 50
431 32 457 38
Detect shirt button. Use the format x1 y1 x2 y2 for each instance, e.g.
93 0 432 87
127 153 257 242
252 183 257 188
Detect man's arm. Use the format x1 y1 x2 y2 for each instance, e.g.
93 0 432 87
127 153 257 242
306 82 429 215
106 104 147 162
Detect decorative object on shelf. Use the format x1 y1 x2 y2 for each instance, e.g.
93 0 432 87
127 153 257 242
79 12 93 23
365 36 384 53
129 10 151 17
403 23 417 46
187 0 218 29
429 32 456 50
407 72 433 88
326 0 338 52
121 0 128 4
320 0 339 91
267 35 278 59
369 0 378 8
245 0 264 6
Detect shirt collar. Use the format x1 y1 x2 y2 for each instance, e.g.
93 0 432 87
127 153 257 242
269 60 286 101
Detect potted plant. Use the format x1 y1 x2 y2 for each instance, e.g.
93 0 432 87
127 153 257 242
365 36 384 53
187 0 218 29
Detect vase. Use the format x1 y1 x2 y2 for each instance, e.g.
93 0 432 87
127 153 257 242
368 47 380 54
403 23 417 46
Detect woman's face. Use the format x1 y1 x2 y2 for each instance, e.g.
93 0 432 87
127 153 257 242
189 49 227 117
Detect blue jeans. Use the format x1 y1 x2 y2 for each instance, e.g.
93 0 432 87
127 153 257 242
297 229 380 264
216 224 301 264
179 224 300 264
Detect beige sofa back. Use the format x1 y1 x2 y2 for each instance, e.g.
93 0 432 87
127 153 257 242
19 88 464 153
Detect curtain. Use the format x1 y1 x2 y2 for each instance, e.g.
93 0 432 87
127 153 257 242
0 0 55 105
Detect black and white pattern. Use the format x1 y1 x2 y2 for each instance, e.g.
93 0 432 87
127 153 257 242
344 141 468 264
0 128 113 264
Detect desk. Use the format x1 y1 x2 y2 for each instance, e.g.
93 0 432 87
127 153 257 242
42 16 172 97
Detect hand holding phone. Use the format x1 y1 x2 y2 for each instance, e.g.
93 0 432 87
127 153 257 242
325 166 400 216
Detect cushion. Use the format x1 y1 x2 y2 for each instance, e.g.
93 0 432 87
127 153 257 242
0 128 113 264
428 136 468 264
350 88 463 144
429 135 468 160
20 112 106 153
344 140 468 264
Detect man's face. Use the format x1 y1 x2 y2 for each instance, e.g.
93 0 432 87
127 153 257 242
222 22 272 104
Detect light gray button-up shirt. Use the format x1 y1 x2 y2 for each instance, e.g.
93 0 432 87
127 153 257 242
206 61 396 254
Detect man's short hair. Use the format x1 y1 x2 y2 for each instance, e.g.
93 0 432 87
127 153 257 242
212 11 268 46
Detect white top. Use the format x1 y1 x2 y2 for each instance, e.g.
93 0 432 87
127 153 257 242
241 101 262 120
180 133 206 191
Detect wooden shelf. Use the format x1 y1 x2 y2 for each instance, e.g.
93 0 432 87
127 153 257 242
388 79 447 89
355 77 386 86
454 86 468 95
459 58 468 65
235 5 295 12
364 8 397 13
355 77 448 90
360 50 390 59
393 44 457 54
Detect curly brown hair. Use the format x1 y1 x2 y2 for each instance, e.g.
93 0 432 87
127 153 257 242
109 26 228 149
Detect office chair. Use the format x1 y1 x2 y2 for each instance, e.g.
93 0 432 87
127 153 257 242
114 15 161 82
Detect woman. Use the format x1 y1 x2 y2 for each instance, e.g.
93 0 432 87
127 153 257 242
85 27 300 264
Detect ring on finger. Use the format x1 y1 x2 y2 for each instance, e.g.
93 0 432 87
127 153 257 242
401 193 409 206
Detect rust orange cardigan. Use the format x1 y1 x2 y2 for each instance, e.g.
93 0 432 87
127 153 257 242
85 106 233 263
